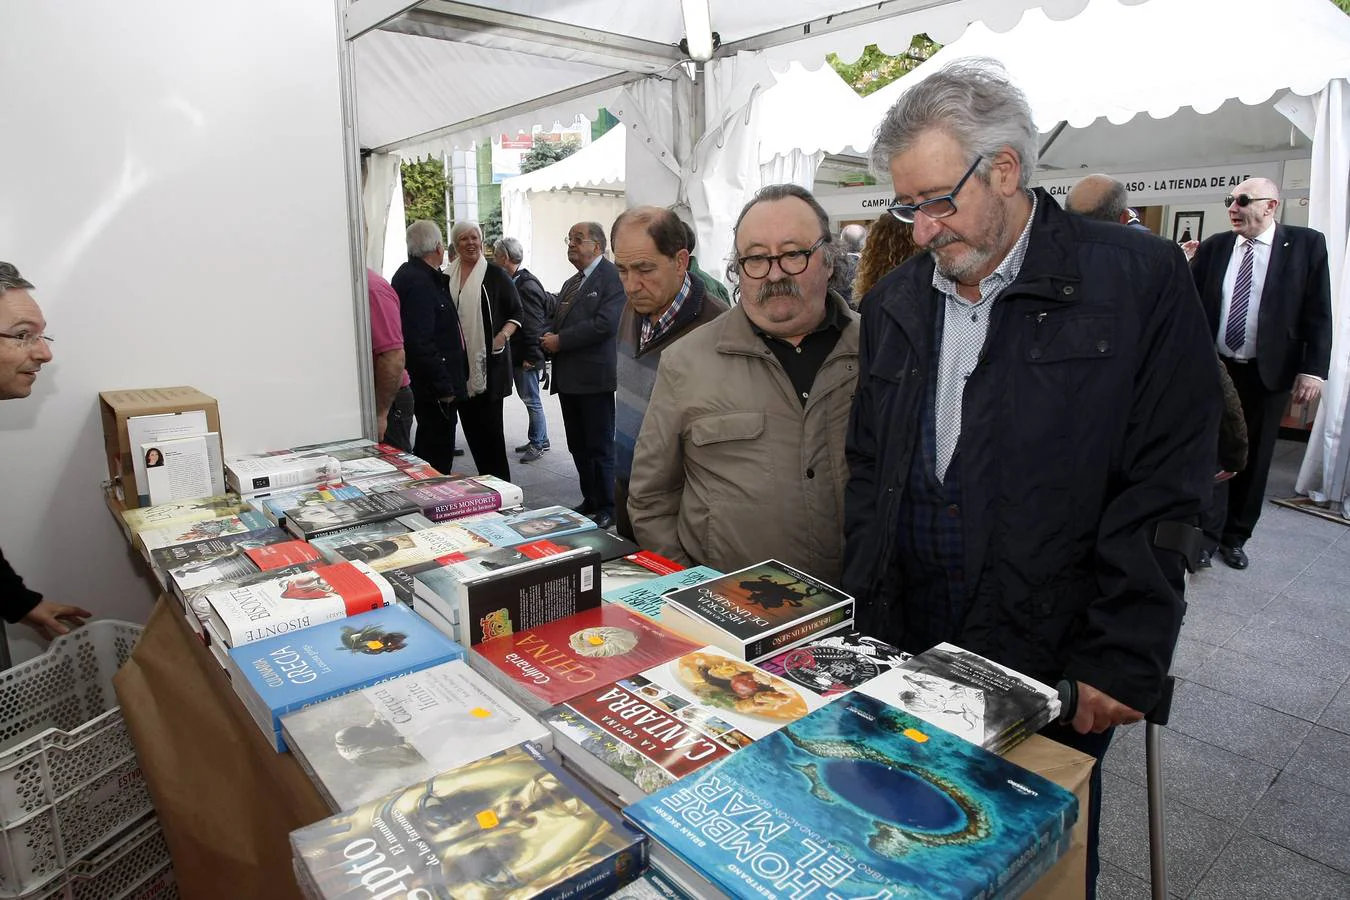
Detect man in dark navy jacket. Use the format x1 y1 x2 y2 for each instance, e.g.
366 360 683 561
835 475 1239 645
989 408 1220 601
1188 179 1332 570
541 222 626 529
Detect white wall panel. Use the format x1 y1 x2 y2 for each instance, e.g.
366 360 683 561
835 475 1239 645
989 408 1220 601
0 0 362 662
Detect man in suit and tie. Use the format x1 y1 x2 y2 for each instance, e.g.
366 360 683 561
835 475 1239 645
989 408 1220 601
541 221 626 529
1189 178 1332 569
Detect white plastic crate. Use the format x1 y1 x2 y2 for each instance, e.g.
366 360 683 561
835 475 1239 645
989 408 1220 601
22 815 175 900
0 622 150 897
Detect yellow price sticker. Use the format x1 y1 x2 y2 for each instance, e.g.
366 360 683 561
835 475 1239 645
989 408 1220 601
586 634 605 645
902 727 929 743
470 707 492 719
476 810 499 829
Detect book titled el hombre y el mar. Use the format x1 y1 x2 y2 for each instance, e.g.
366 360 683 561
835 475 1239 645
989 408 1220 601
657 560 853 662
624 693 1078 900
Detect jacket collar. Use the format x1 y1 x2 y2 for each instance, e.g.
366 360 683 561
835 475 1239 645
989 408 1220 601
716 290 857 357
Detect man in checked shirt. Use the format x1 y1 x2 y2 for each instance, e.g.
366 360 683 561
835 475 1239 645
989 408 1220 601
842 59 1220 899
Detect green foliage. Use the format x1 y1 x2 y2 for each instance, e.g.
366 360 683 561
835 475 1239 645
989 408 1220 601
520 141 579 174
481 204 503 249
1337 0 1350 13
828 36 941 97
401 157 448 235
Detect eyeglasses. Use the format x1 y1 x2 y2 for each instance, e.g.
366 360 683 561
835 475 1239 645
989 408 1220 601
0 330 54 348
887 156 984 224
1224 194 1275 208
737 236 828 279
565 236 598 247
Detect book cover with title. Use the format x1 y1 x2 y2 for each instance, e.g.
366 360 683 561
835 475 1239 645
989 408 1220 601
603 566 723 621
758 630 911 698
659 560 853 662
624 693 1078 900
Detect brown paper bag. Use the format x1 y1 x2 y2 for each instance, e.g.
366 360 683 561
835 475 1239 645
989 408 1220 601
1007 734 1094 900
114 596 330 900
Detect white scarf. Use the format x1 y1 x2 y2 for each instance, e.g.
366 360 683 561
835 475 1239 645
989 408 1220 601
448 254 489 397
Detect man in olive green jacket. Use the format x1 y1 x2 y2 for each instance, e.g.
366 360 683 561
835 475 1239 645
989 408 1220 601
628 185 859 586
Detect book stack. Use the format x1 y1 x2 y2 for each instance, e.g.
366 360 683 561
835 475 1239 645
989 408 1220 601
224 603 463 752
121 494 253 546
329 521 493 571
256 482 366 526
281 659 551 812
624 693 1079 900
463 505 598 546
158 535 322 607
541 645 827 806
290 742 647 900
393 474 518 522
603 565 723 621
858 642 1062 754
656 560 854 662
225 451 340 498
282 492 422 542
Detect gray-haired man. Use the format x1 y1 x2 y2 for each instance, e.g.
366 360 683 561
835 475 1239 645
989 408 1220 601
491 236 551 461
842 60 1219 897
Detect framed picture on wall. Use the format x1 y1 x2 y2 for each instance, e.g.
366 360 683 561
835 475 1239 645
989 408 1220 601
1172 211 1203 244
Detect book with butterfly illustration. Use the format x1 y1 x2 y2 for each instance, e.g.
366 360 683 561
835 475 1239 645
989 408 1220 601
281 659 551 812
225 603 463 752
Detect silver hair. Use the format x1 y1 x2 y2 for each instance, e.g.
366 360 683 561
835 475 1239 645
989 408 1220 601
449 220 483 246
870 58 1038 190
0 262 35 297
840 224 867 253
405 220 443 257
724 183 847 297
493 236 524 264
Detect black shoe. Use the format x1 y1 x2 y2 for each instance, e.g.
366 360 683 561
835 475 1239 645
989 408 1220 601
518 444 544 462
1196 549 1212 569
515 442 550 453
572 502 595 515
588 512 615 530
1219 544 1249 570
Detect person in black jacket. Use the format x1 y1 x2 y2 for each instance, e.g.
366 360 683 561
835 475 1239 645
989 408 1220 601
541 222 626 529
492 237 551 462
0 262 93 640
846 62 1219 899
445 221 524 481
392 220 467 475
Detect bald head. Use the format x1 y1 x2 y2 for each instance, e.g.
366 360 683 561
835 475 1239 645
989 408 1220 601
1066 174 1129 224
840 224 867 254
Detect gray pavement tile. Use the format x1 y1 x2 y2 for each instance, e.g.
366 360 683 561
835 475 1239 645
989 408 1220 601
1098 724 1276 825
1222 620 1350 682
1099 772 1234 897
1246 504 1346 544
1320 681 1350 735
1285 726 1350 796
1163 681 1312 769
1102 721 1144 781
1202 544 1316 594
1096 862 1152 900
1190 831 1350 900
1187 647 1340 722
1168 637 1219 680
1178 605 1248 648
1181 578 1275 618
1256 595 1350 650
1245 774 1350 874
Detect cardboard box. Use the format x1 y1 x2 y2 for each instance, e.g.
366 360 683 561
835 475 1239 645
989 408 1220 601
99 387 221 510
1008 734 1094 900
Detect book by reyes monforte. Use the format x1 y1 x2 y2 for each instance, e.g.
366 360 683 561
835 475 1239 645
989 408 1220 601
624 693 1078 900
658 560 853 662
290 741 647 900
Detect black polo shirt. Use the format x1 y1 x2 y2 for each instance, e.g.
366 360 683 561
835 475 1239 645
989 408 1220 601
752 296 847 407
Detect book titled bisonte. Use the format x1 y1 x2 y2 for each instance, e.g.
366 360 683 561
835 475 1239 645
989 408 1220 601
657 560 853 662
204 559 394 649
281 659 552 812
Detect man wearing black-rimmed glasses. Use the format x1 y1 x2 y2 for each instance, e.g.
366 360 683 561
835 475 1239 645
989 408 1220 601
844 61 1219 899
1187 178 1332 570
627 184 859 585
0 262 94 644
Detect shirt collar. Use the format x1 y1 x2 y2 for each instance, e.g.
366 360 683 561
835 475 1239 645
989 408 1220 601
582 255 603 280
1237 220 1276 248
641 273 693 348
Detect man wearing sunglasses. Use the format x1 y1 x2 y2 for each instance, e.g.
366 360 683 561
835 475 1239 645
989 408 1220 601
1187 180 1332 571
627 184 859 585
843 61 1219 899
0 263 95 642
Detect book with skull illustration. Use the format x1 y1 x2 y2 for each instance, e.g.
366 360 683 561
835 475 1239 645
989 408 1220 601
857 642 1062 754
657 560 854 663
225 603 463 752
281 659 551 812
469 604 700 714
540 645 827 806
757 630 912 698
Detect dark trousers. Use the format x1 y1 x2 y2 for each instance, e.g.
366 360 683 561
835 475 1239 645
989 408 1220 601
1216 357 1291 546
1040 723 1115 900
413 392 458 475
383 385 414 453
457 393 510 482
560 391 615 516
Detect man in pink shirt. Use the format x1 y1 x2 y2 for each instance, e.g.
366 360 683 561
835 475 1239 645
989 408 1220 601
368 267 413 451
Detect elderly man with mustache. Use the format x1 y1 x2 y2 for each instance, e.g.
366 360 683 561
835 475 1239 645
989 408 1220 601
627 185 859 585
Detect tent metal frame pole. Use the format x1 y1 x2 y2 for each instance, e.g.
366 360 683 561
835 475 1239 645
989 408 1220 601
1039 120 1069 158
722 0 958 54
344 0 420 40
371 72 652 155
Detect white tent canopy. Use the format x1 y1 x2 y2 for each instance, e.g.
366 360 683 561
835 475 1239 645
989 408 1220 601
855 0 1350 512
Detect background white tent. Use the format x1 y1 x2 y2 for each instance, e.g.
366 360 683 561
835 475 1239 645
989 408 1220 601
857 0 1350 513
